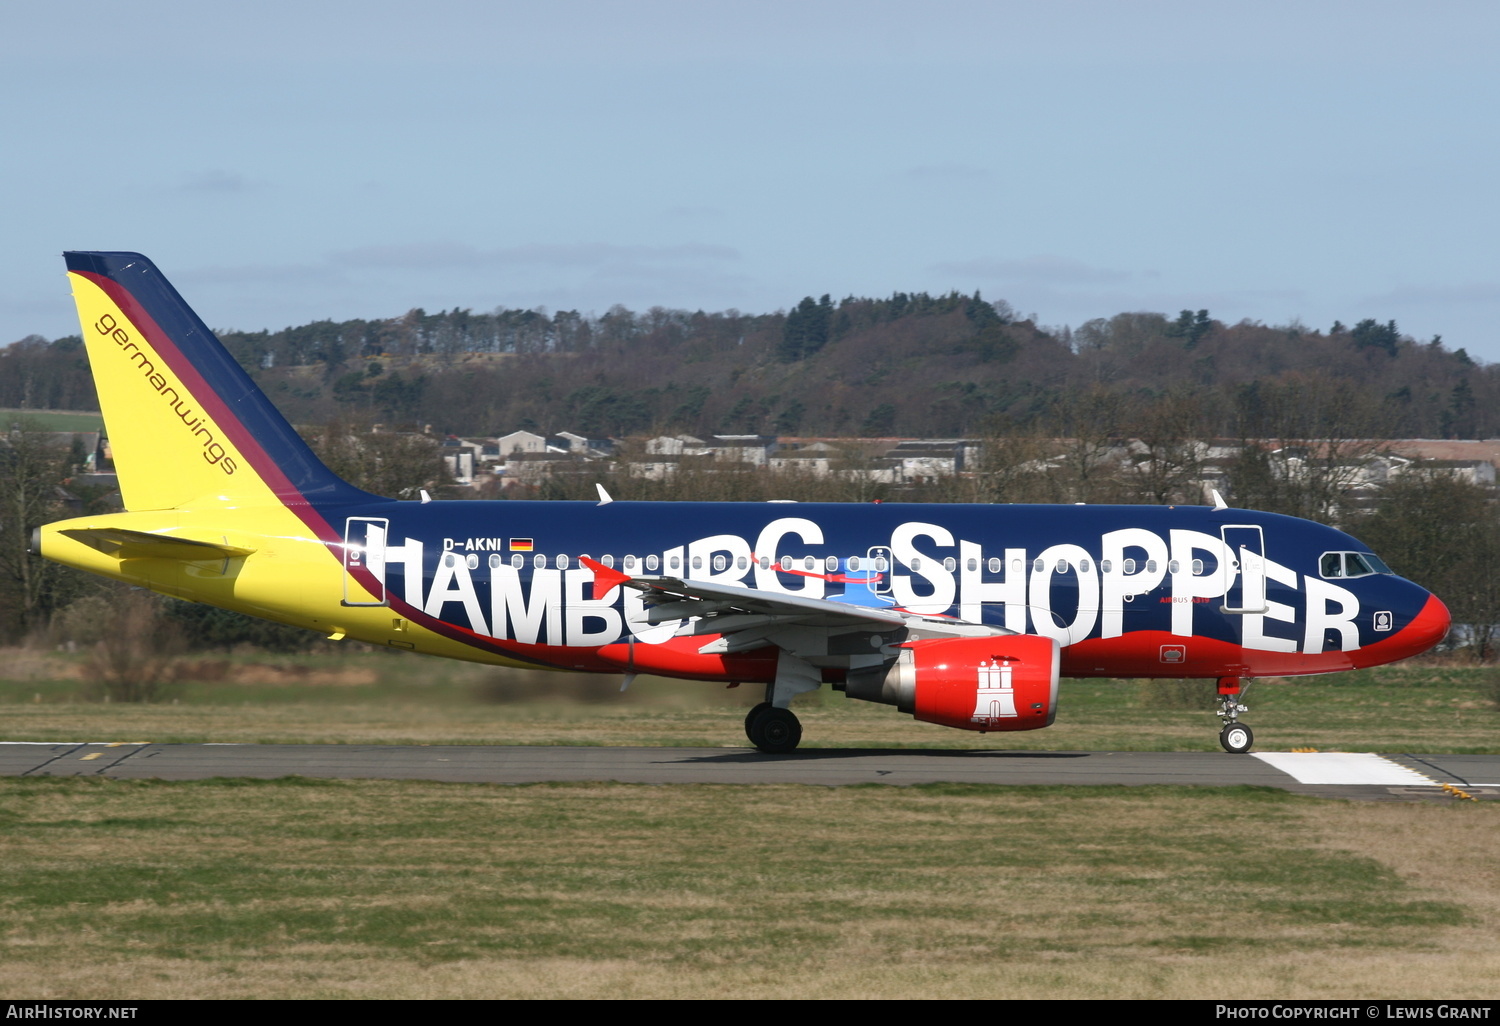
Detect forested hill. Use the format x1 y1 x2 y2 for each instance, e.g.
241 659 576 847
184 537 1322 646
3 293 1492 441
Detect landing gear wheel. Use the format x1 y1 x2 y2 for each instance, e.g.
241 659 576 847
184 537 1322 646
749 706 802 754
744 702 772 745
1220 722 1254 754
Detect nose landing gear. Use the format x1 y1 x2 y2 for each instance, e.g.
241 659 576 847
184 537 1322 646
1216 676 1253 753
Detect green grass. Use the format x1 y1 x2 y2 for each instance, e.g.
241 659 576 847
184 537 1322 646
1 649 1496 752
1 777 1495 999
0 408 104 432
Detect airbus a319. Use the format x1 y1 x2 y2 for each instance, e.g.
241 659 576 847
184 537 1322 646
36 252 1451 753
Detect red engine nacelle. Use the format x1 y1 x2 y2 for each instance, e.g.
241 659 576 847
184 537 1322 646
843 635 1060 732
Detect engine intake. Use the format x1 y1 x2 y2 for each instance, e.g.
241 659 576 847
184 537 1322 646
844 635 1059 732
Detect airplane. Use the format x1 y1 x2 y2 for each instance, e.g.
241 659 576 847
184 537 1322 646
34 252 1452 754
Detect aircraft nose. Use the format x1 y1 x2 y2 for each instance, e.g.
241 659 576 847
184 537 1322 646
1396 592 1451 657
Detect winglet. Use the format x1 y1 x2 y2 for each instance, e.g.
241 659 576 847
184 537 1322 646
596 483 614 505
1211 488 1229 511
580 555 632 600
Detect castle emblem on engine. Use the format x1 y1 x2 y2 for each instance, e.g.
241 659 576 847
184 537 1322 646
971 658 1019 723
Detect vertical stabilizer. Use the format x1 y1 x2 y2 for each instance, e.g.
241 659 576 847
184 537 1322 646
64 252 370 511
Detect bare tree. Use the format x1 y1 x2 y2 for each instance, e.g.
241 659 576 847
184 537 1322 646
0 421 90 639
79 588 183 702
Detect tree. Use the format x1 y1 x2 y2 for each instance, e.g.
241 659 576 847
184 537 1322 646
1164 309 1213 348
778 295 832 363
1356 471 1500 659
1123 391 1209 503
1223 379 1389 524
1350 318 1400 357
303 419 452 499
78 588 183 702
0 422 91 640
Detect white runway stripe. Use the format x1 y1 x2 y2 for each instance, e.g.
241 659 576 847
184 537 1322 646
1252 752 1433 786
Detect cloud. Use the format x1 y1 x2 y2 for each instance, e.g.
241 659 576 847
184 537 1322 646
331 241 742 270
178 169 257 194
1361 282 1500 307
932 254 1132 285
179 262 346 287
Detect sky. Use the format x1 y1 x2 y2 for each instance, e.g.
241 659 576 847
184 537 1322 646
4 1 1499 359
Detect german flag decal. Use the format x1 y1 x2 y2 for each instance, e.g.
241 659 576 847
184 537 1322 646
509 538 534 552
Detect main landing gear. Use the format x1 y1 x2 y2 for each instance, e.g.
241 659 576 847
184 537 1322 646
745 701 803 754
1216 676 1253 753
745 652 818 754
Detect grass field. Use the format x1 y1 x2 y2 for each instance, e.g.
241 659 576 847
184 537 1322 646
1 648 1496 754
3 650 1497 999
0 408 104 432
0 778 1496 999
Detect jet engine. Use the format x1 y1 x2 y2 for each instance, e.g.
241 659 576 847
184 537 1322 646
843 635 1059 732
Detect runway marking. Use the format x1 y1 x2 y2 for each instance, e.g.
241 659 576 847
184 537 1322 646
1252 752 1433 786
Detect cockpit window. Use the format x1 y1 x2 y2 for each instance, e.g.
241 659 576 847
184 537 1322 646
1320 551 1394 579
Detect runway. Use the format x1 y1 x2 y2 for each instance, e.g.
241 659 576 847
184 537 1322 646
4 742 1498 801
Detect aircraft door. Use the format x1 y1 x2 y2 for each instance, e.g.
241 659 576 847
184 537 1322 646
1219 524 1267 614
866 546 893 595
343 517 389 606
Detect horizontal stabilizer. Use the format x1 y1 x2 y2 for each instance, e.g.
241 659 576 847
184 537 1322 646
58 527 256 563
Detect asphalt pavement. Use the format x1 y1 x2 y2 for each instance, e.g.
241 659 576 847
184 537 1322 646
4 741 1496 801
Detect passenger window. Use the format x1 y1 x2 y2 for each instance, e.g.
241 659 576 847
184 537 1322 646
966 558 978 572
759 556 771 570
512 554 523 568
1192 559 1203 575
601 554 615 568
780 555 793 571
1168 560 1180 574
712 555 725 571
1056 559 1069 573
534 554 546 569
556 554 569 570
875 557 889 571
804 556 816 571
1101 559 1112 573
988 557 1000 573
1012 559 1022 573
736 556 748 570
848 556 861 571
646 554 659 571
826 556 839 571
1033 558 1045 573
443 553 455 568
669 555 681 570
489 554 501 569
1145 560 1158 574
1122 558 1135 574
943 557 957 572
1320 553 1344 578
466 554 479 570
691 555 703 570
624 555 637 571
1079 559 1090 573
911 557 923 571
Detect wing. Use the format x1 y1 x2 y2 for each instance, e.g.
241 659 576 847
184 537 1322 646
581 557 1011 659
